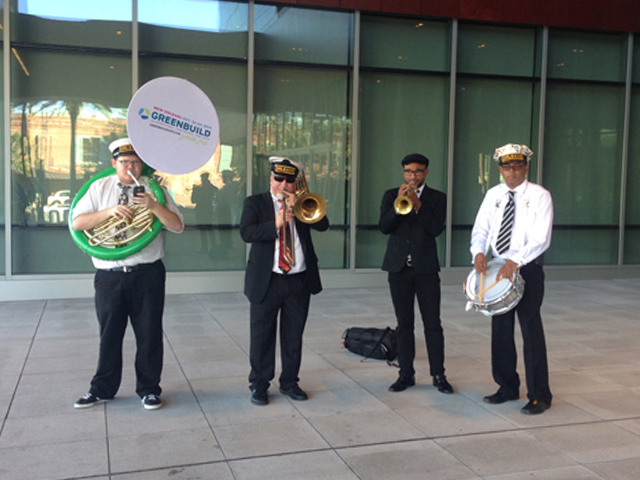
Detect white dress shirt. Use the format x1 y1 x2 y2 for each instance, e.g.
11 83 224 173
470 180 553 267
72 174 184 270
270 191 306 274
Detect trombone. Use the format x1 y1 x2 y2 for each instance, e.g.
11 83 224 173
394 182 417 215
277 166 328 268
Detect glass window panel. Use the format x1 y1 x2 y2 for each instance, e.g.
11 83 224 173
544 82 624 265
458 24 538 77
634 37 640 84
12 0 132 50
360 15 449 72
253 65 350 269
451 77 537 266
140 58 248 272
254 5 352 66
0 21 3 275
548 30 627 82
139 0 248 58
625 88 640 264
544 229 618 265
357 72 449 269
11 49 131 274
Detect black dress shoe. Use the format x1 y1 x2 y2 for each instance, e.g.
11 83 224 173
521 399 550 415
279 385 309 401
251 388 269 406
483 391 519 404
433 374 454 394
388 376 415 392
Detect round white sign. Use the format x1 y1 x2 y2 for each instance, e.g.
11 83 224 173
127 77 220 174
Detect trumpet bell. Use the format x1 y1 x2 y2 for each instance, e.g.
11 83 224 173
394 196 413 215
294 193 327 224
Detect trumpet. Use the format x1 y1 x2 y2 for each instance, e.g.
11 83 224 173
394 183 417 215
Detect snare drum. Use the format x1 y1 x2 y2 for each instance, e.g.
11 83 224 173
463 258 525 316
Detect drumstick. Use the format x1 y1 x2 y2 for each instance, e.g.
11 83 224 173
473 278 502 301
479 272 484 306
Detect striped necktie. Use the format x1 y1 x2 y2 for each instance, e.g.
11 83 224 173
278 202 293 273
114 184 130 242
496 190 515 254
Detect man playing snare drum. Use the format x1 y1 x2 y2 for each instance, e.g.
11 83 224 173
470 143 553 415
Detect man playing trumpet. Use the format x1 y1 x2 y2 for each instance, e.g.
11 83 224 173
379 153 453 395
240 157 329 406
72 138 183 411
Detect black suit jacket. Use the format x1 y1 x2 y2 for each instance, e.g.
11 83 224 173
379 185 446 274
240 191 330 304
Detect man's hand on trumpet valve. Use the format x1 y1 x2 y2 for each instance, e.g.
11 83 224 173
398 182 422 212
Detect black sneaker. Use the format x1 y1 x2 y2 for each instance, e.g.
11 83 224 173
142 394 162 410
74 392 106 409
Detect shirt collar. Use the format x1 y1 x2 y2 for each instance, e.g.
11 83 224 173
502 180 528 196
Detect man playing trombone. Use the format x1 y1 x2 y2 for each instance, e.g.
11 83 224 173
379 153 453 395
240 157 329 406
72 138 183 411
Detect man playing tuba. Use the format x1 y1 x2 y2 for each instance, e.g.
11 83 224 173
72 138 183 411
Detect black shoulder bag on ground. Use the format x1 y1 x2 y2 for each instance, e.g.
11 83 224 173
342 327 398 365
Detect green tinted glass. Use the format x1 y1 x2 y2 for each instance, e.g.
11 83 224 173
253 65 350 269
356 72 449 268
254 5 352 66
544 82 624 264
624 88 640 264
458 24 538 77
548 30 627 82
451 77 537 266
360 16 449 72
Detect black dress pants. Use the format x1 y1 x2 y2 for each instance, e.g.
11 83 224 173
388 267 445 379
90 260 166 399
491 262 552 404
249 272 311 391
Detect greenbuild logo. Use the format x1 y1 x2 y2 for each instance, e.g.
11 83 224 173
138 108 150 120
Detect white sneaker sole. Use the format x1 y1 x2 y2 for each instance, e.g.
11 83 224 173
142 399 162 410
74 399 106 409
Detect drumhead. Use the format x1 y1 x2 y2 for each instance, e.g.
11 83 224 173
463 257 525 316
474 259 512 301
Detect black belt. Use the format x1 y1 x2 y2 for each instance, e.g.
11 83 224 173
103 261 159 273
273 271 306 278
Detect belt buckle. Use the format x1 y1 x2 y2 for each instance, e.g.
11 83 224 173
122 265 131 273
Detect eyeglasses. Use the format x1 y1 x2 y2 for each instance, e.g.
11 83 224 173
118 160 142 167
499 163 526 172
403 169 426 176
273 175 296 184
